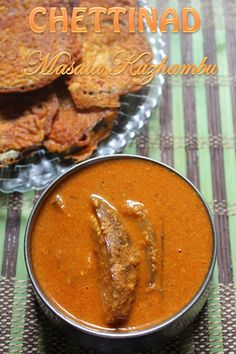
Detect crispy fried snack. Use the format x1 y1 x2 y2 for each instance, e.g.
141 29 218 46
0 88 59 165
0 0 81 93
68 22 152 109
44 84 117 155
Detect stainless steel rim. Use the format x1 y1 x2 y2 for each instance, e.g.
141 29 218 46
24 154 217 340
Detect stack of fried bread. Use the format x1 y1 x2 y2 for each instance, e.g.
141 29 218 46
0 0 152 167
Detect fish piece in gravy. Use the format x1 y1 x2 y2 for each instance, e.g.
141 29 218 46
90 195 139 325
123 200 158 289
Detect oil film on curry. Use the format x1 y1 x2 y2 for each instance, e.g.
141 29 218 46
1 0 216 344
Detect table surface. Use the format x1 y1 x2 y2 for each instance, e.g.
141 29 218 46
1 0 236 353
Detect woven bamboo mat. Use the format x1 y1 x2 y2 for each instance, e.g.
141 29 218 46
1 0 236 353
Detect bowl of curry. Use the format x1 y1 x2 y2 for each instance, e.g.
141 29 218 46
25 155 216 353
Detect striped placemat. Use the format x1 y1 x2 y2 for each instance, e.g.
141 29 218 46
1 0 236 353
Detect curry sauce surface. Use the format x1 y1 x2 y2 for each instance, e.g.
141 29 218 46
31 159 213 330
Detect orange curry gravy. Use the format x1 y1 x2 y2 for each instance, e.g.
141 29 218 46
31 158 213 331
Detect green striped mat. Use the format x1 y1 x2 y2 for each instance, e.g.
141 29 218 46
1 0 236 353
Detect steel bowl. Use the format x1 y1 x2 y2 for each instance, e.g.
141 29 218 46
24 155 217 354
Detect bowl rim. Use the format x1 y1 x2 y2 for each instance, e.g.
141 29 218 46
24 154 217 339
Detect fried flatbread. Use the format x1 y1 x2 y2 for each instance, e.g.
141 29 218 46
69 117 116 162
0 0 82 93
68 20 152 109
0 89 59 163
44 86 117 154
